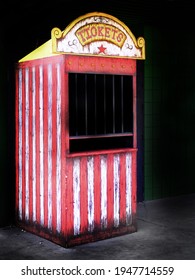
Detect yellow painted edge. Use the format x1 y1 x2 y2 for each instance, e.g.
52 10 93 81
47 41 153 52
51 28 63 54
19 39 60 62
137 37 145 60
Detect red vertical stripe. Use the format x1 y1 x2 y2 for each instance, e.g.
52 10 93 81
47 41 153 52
80 157 88 233
22 68 26 220
119 153 126 224
94 155 101 230
28 67 33 221
65 159 74 237
64 71 69 152
43 65 48 228
107 154 114 228
35 66 40 224
132 151 137 214
61 62 67 235
15 69 19 216
51 65 57 233
133 71 137 148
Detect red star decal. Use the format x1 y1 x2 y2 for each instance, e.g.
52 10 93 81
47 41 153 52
98 44 107 54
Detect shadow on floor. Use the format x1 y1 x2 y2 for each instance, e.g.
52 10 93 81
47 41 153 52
0 193 195 260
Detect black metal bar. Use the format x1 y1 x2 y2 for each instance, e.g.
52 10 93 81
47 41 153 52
69 132 133 140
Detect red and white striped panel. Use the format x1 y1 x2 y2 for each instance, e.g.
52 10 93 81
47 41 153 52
66 152 134 236
16 61 63 233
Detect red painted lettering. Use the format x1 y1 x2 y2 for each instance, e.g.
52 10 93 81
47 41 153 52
111 28 118 40
98 26 104 36
105 27 111 38
76 29 86 43
117 32 124 43
85 26 92 40
76 23 126 48
91 26 97 37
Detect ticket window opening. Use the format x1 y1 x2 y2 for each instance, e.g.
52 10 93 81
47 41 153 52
69 73 134 153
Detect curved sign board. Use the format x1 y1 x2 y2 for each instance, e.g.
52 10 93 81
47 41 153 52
19 12 145 62
52 12 145 59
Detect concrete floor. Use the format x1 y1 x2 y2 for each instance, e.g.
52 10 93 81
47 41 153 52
0 193 195 260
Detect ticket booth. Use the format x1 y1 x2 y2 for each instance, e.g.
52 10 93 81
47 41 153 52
15 12 145 247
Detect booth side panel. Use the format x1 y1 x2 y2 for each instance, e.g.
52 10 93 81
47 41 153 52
15 58 66 242
15 69 19 219
65 151 136 247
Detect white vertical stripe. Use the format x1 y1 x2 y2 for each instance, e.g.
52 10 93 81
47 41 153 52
100 156 107 229
39 66 44 225
48 64 52 229
56 63 61 232
25 68 29 220
32 67 36 222
126 153 132 225
87 156 94 232
73 158 80 235
114 154 120 227
18 69 23 220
